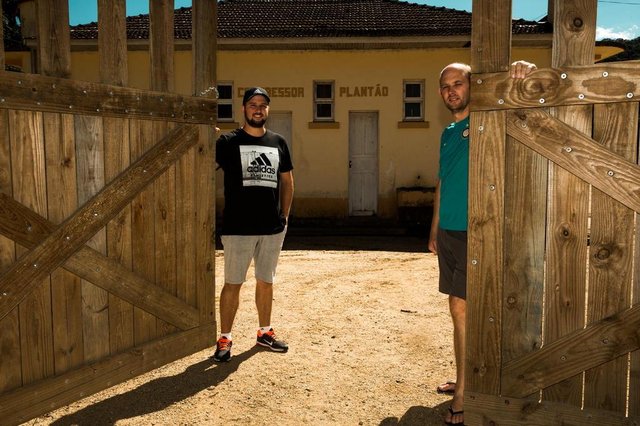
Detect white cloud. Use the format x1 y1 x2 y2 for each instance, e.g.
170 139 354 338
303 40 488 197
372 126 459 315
596 25 640 40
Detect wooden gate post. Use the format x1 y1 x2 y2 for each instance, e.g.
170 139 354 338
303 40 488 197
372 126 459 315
465 0 512 419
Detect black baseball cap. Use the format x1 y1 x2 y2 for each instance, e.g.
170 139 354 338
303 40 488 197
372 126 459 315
243 87 271 104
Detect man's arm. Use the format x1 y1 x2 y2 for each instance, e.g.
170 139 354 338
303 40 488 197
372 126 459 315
279 171 294 222
428 179 441 253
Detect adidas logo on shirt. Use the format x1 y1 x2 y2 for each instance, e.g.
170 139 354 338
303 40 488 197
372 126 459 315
248 153 276 174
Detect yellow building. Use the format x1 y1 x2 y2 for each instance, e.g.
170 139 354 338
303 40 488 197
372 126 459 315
15 1 561 228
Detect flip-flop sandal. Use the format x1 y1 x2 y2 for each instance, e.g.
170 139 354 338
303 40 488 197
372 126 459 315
436 380 456 394
445 406 465 425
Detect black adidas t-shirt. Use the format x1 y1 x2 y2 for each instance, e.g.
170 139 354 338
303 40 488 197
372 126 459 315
216 128 293 235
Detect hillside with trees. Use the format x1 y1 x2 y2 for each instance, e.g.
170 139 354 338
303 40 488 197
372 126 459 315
599 36 640 62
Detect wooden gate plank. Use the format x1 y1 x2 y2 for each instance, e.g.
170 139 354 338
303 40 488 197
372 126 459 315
585 102 638 412
544 0 596 406
506 109 640 213
0 123 199 322
75 114 111 362
0 70 216 124
98 0 134 354
46 113 84 373
470 61 640 111
192 0 217 323
150 0 177 337
36 0 84 375
0 94 20 393
632 103 640 418
502 303 640 397
466 391 639 425
130 119 157 343
0 323 215 426
9 108 54 385
467 0 512 397
502 138 546 366
0 193 199 329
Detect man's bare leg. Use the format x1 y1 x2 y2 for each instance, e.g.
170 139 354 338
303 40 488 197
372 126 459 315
256 279 273 327
445 295 466 424
219 283 242 333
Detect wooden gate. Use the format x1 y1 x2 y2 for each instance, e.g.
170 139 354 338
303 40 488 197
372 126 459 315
0 1 217 425
465 0 640 424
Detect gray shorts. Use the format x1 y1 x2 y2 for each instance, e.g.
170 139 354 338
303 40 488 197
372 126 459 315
436 228 467 300
220 229 287 285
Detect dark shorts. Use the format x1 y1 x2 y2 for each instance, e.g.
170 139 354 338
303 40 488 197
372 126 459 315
436 228 467 300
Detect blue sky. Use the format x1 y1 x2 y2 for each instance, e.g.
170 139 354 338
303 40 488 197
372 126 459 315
68 0 640 40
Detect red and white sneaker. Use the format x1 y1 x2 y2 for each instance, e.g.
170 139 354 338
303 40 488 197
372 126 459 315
213 336 232 362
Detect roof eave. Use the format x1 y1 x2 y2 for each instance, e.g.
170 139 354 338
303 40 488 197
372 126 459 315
63 34 553 52
217 35 474 50
511 34 553 48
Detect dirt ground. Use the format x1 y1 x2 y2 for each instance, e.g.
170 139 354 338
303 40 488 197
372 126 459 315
25 234 458 426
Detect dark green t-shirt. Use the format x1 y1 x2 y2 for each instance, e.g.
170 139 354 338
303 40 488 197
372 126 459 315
438 116 469 231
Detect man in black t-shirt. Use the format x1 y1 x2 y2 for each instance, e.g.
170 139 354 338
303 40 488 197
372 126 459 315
213 87 294 362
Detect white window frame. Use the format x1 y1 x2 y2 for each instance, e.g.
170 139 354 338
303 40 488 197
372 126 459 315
403 80 424 121
314 80 335 122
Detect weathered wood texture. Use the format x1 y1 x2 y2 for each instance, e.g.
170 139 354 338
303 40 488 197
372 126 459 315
192 0 217 323
467 0 511 398
470 61 640 111
0 0 20 396
466 391 638 426
0 1 218 423
98 0 134 355
466 0 640 423
542 0 594 407
150 0 177 338
0 324 215 426
0 70 216 123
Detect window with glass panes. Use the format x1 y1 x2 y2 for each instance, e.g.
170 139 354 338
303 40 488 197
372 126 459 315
217 83 233 122
403 80 424 121
314 81 334 121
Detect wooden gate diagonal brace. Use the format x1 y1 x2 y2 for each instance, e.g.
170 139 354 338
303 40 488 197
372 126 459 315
0 193 199 330
470 61 640 111
501 303 640 397
0 324 216 426
506 108 640 213
0 70 217 124
0 123 200 322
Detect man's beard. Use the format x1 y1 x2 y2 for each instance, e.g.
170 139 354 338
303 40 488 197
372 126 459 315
446 99 468 114
245 115 266 128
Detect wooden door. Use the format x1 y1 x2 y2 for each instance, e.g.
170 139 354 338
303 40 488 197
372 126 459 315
349 111 378 216
0 1 218 424
268 110 293 154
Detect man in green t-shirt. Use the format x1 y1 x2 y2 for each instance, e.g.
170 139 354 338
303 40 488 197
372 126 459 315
428 61 536 425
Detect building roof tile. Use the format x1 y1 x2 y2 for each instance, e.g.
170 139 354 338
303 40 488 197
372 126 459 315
69 0 550 40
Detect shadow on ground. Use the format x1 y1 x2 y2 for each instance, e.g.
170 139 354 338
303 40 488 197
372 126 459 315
380 401 450 425
50 347 260 426
283 234 429 252
214 233 429 253
214 217 432 253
